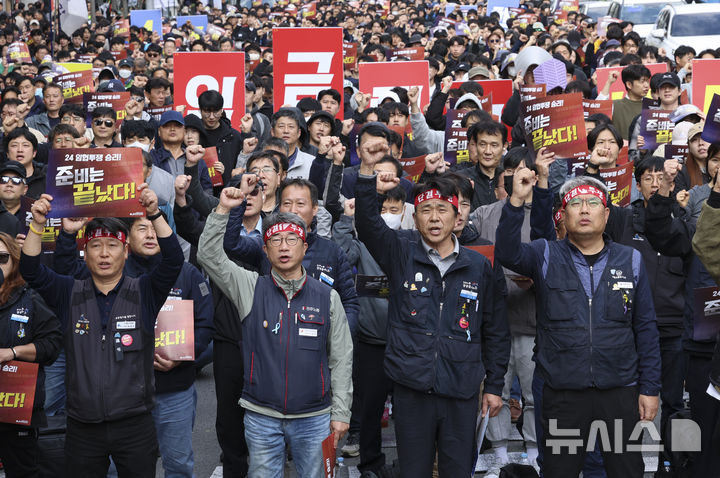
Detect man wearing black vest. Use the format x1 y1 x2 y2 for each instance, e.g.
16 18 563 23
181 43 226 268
495 169 661 477
197 188 353 478
19 185 184 478
354 174 510 478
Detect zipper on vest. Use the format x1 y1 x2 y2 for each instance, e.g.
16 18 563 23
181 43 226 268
589 265 594 386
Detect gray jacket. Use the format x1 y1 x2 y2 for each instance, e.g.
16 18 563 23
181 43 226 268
410 112 445 154
470 198 536 336
687 183 710 222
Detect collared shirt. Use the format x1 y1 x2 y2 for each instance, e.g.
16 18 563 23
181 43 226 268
240 215 263 238
93 277 124 328
421 234 460 277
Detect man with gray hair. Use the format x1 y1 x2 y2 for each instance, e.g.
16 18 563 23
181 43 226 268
495 162 661 477
197 185 353 478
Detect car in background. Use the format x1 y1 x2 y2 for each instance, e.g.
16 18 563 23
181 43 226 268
645 4 720 58
607 0 684 37
579 1 613 20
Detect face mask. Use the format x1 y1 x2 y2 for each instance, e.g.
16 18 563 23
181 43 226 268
507 65 516 77
119 68 132 79
381 212 403 230
35 88 43 98
504 175 514 197
249 52 260 61
127 141 150 152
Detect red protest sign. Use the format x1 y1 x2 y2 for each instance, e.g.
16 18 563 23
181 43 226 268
692 59 720 114
343 42 358 71
174 52 246 132
83 92 130 128
583 99 613 119
321 433 335 478
617 145 629 165
359 61 430 109
56 70 94 104
600 162 634 207
145 105 173 123
451 79 513 119
0 361 38 425
113 19 130 37
389 46 425 61
444 110 470 166
203 146 224 187
273 27 344 120
639 109 674 150
155 300 195 361
520 85 546 102
110 49 127 62
400 155 426 182
45 148 145 218
6 42 31 64
596 63 668 102
521 93 588 159
465 245 495 266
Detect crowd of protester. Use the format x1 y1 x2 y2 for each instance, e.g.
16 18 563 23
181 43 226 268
0 0 719 477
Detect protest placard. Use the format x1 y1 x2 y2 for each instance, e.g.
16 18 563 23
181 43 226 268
693 286 720 341
45 148 145 218
596 63 668 101
113 19 130 37
582 99 613 119
176 15 209 31
520 85 545 102
7 42 31 65
465 245 495 266
0 361 38 426
130 10 162 37
343 42 358 70
203 147 224 187
274 27 344 119
599 162 633 207
145 105 173 123
359 61 430 110
445 110 470 166
692 59 720 114
83 92 130 127
451 79 512 119
521 93 588 159
356 275 391 298
400 155 426 183
664 145 689 164
56 70 94 103
322 433 335 478
389 46 425 61
174 52 245 131
701 94 720 144
155 300 195 361
639 109 674 150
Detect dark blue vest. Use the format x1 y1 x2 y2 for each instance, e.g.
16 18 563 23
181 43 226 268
537 240 639 390
242 274 333 415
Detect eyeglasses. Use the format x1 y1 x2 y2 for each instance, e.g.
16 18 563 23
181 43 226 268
249 166 277 175
132 96 145 103
147 52 160 58
62 116 84 123
201 110 223 117
489 38 501 43
0 252 9 264
0 176 24 185
565 197 604 209
93 119 114 127
267 235 300 247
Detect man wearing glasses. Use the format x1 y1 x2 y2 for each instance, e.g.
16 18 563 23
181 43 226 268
90 107 121 148
59 104 92 142
0 160 26 234
3 128 46 199
496 172 661 477
198 194 352 478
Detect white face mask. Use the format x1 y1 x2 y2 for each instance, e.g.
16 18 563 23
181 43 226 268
381 212 403 230
119 68 132 79
126 141 150 152
249 52 260 61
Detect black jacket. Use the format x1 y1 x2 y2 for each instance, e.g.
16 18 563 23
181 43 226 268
0 283 62 428
200 117 247 185
459 163 502 211
26 162 47 199
0 202 20 236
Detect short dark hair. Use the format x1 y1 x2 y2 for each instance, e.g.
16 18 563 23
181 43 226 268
634 156 665 183
384 185 407 203
449 35 465 46
317 88 341 104
376 154 403 177
44 82 62 94
674 45 696 60
279 178 319 206
585 113 612 128
381 101 409 118
59 103 85 119
503 146 534 171
357 122 390 145
412 177 459 214
144 77 170 93
48 124 80 143
91 106 115 120
461 109 492 128
246 151 280 173
120 120 154 141
442 171 473 200
0 97 23 112
565 79 592 99
459 81 484 97
3 127 38 151
264 137 290 156
622 31 640 46
621 64 651 90
198 89 224 111
84 217 129 246
587 123 622 152
467 120 507 144
271 109 300 129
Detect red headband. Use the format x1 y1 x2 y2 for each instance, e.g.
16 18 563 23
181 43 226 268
414 189 459 209
263 222 306 243
561 185 607 209
84 228 127 245
553 209 563 227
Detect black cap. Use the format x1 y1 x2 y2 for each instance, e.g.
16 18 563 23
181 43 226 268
407 34 422 46
657 72 681 89
0 160 26 179
455 62 470 72
245 81 256 93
